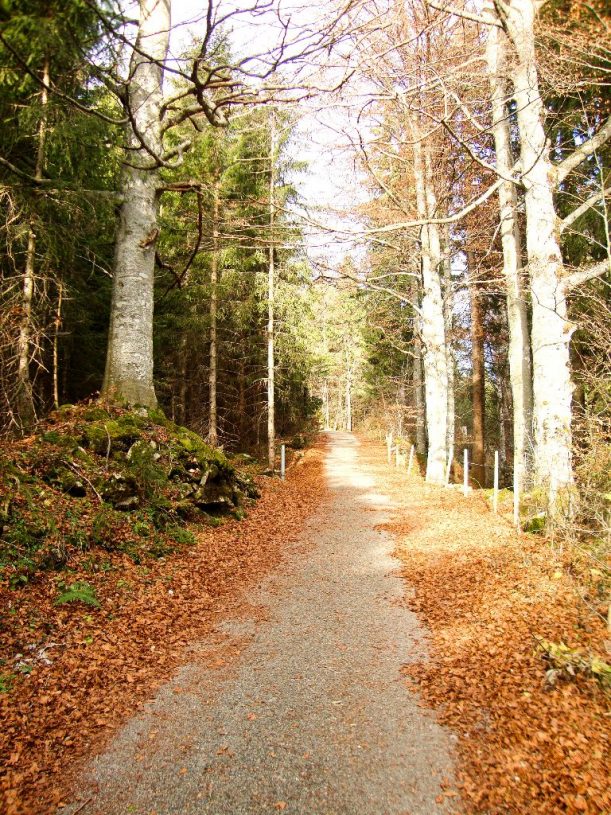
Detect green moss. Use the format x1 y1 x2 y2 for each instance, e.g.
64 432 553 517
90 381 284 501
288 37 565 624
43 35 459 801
0 401 256 583
147 407 169 427
166 525 195 545
126 440 167 495
54 404 76 418
523 513 547 534
82 406 111 422
132 520 151 538
81 416 145 454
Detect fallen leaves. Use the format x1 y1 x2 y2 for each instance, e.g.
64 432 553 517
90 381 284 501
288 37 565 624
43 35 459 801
0 443 327 815
360 438 611 815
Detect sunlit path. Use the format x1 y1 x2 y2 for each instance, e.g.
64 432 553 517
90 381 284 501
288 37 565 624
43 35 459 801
64 433 454 815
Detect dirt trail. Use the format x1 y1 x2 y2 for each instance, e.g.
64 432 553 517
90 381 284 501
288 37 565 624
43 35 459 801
63 433 455 815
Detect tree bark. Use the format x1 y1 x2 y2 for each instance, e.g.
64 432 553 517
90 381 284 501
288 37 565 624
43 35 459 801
442 229 455 457
16 55 49 429
208 175 221 447
413 335 427 455
345 361 352 432
102 0 171 408
485 9 534 492
469 253 486 486
413 127 448 484
498 0 573 510
267 112 276 471
52 280 63 410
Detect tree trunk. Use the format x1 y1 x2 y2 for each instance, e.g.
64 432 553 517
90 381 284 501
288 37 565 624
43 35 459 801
500 0 573 511
442 229 455 456
345 362 352 432
323 379 330 430
485 10 534 492
267 112 276 472
177 335 187 426
16 229 37 428
208 176 221 447
499 370 513 485
413 336 427 455
469 253 486 486
52 280 63 410
413 127 448 484
102 0 171 408
16 56 49 429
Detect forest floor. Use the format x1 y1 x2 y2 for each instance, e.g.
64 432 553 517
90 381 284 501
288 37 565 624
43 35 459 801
1 433 609 814
359 438 610 815
1 441 326 815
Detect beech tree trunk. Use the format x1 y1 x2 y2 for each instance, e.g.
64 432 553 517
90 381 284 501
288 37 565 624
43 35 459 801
485 10 534 492
413 128 448 484
499 0 573 510
413 336 427 455
102 0 171 408
442 233 455 456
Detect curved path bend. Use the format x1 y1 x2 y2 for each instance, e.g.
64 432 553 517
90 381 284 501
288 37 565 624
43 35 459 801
65 433 455 815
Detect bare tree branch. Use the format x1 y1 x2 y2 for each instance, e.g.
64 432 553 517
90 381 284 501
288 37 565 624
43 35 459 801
555 116 611 186
426 0 502 28
565 258 611 290
559 187 611 234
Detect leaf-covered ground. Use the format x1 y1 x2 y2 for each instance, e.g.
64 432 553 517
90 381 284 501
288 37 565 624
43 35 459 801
0 440 327 815
3 432 609 815
357 438 610 815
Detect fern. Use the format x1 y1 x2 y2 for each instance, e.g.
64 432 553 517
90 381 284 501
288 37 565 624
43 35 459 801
54 581 100 609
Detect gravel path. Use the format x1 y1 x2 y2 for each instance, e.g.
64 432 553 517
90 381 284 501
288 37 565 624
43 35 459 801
64 433 455 815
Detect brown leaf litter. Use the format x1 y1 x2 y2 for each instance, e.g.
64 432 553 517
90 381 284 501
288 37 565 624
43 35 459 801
358 437 610 815
0 442 327 815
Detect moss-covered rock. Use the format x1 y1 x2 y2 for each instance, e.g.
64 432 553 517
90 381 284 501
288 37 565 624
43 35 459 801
0 400 258 581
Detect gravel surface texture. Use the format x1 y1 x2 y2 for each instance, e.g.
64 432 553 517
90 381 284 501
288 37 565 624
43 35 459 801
63 432 455 815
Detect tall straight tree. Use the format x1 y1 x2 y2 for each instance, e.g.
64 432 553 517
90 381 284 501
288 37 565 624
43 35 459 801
489 0 611 512
412 122 448 484
484 10 534 491
102 0 170 407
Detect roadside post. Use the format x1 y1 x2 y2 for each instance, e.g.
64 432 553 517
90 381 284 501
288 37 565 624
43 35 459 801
493 450 499 513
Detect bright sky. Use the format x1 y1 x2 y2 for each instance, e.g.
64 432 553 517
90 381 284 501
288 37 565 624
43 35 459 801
168 0 366 270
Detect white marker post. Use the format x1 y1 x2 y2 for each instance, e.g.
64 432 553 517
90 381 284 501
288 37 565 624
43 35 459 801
445 443 454 486
280 444 286 481
463 448 469 496
493 451 499 513
407 445 415 475
386 433 392 464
